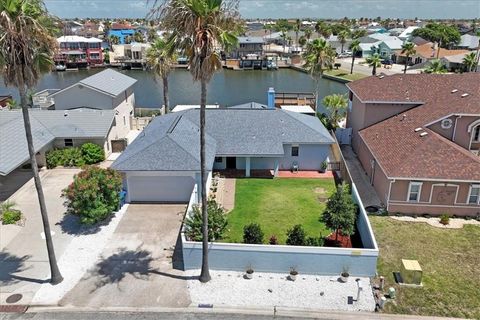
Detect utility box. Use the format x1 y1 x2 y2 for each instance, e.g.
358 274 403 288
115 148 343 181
400 259 423 285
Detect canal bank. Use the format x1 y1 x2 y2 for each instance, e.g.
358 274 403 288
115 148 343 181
0 68 348 111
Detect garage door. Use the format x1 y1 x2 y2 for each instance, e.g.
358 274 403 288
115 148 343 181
127 176 195 203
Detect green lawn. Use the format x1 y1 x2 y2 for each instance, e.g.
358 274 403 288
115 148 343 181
370 216 480 319
324 69 367 81
222 178 336 244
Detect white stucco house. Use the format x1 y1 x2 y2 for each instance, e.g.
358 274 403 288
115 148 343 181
112 105 334 203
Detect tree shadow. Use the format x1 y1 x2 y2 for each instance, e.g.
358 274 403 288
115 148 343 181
88 246 197 292
0 251 47 285
56 213 115 236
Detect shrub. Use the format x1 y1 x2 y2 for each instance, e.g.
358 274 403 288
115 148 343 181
286 224 307 246
269 235 278 245
243 223 264 244
322 183 357 241
0 201 22 225
185 200 228 241
61 147 85 167
62 166 122 225
46 149 64 168
440 214 450 226
306 236 324 247
81 143 105 164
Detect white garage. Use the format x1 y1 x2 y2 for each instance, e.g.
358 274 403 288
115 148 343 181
126 175 196 203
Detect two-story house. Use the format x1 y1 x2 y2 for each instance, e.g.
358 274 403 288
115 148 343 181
230 37 264 59
346 73 480 217
56 36 103 68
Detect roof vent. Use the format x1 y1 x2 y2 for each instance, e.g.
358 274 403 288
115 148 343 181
414 127 423 132
451 89 458 93
401 114 407 121
420 132 428 137
461 93 469 98
378 75 384 79
64 111 68 117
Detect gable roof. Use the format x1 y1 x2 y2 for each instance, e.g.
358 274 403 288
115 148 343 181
79 69 137 97
397 42 470 59
458 34 480 49
348 73 480 181
112 108 334 172
0 109 115 176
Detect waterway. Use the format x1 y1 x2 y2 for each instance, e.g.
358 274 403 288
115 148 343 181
0 68 347 111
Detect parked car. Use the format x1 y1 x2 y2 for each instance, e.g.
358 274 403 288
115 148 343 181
338 51 352 58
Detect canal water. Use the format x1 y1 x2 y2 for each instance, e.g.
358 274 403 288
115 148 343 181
0 68 347 111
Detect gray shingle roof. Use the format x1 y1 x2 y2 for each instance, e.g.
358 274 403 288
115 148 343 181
112 108 334 172
0 109 115 175
229 102 269 109
79 69 137 97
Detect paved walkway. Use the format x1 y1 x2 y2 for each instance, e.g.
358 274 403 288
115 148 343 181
277 171 334 179
340 145 382 208
215 178 235 212
391 216 480 229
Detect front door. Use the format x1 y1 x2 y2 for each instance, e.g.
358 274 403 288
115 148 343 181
226 157 236 169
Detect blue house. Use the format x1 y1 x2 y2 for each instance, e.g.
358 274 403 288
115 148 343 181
108 23 135 44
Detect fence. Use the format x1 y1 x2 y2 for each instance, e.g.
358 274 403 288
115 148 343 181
330 132 352 186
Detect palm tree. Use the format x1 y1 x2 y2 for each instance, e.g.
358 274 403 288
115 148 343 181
475 31 480 72
401 42 416 74
366 54 382 75
304 28 312 42
280 28 288 54
322 94 348 129
146 38 176 113
351 29 367 40
315 20 331 39
109 34 120 47
0 0 63 284
424 59 447 74
147 28 158 42
349 39 360 74
154 0 241 283
462 52 477 72
134 31 145 43
303 38 335 80
337 30 349 53
294 19 301 47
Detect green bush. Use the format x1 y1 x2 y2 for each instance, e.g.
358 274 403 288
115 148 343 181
185 200 228 241
0 201 22 225
243 223 264 244
440 214 450 225
286 224 307 246
269 235 278 245
306 236 324 247
46 149 64 169
61 147 85 167
62 166 122 225
81 143 105 164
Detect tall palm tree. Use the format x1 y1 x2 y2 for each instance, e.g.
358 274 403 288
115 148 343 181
424 59 447 74
349 39 360 74
322 93 348 129
133 31 145 43
294 19 301 47
401 42 416 74
0 0 63 284
337 30 349 53
462 52 477 72
109 34 120 47
280 28 287 54
304 28 312 42
154 0 241 283
303 38 335 80
475 31 480 72
315 20 331 39
366 53 382 75
146 38 176 113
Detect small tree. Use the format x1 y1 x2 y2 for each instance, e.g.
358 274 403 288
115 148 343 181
185 200 228 242
322 94 348 129
243 223 264 244
62 167 122 224
322 183 357 242
81 143 105 164
286 224 307 246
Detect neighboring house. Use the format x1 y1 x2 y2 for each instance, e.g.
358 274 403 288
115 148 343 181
326 35 353 55
55 36 103 67
455 34 480 50
230 37 264 59
345 73 480 217
112 107 334 203
0 109 115 176
377 38 403 60
441 52 480 72
32 69 137 151
410 36 430 46
397 26 419 41
108 23 135 44
395 42 470 66
62 20 83 34
357 36 382 57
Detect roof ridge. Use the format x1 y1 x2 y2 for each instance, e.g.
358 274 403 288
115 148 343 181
113 135 170 168
281 110 329 138
427 128 480 164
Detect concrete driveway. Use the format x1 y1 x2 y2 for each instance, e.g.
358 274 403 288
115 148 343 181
60 204 191 308
0 168 80 303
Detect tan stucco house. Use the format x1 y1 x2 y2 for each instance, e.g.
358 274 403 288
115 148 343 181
346 73 480 217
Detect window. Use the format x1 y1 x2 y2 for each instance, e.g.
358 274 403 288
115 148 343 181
473 126 480 142
215 157 223 163
64 139 73 147
441 118 453 129
407 182 422 202
468 185 480 204
291 146 299 157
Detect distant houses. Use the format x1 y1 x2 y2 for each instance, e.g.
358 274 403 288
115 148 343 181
55 36 103 68
108 23 135 44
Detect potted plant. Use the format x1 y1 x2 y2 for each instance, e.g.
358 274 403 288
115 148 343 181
289 267 298 281
245 266 254 280
321 161 328 173
340 266 350 283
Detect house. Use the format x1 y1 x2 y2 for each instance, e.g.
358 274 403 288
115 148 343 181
377 38 404 60
108 23 135 44
394 42 470 66
326 35 353 54
455 34 480 50
32 69 137 151
111 43 151 68
441 52 480 72
356 36 382 57
397 26 419 41
345 73 480 217
55 36 103 67
231 37 264 59
410 36 430 46
112 107 334 203
0 109 116 176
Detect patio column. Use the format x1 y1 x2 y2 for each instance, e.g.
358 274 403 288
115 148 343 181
245 157 251 177
274 159 279 177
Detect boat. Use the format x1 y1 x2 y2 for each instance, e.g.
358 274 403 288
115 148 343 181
267 60 278 70
55 64 66 71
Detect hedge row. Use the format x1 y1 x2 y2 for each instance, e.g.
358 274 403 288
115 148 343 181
46 143 105 169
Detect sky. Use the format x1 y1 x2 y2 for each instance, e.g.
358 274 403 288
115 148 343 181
44 0 480 19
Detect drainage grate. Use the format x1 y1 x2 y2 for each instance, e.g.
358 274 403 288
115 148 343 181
5 294 23 304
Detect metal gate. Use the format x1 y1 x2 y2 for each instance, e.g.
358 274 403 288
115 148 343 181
111 139 127 153
335 128 352 145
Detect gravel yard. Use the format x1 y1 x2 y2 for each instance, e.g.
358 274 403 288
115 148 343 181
187 270 375 312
